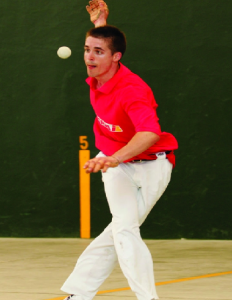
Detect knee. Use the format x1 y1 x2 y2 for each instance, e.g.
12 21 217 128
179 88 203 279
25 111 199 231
112 219 140 238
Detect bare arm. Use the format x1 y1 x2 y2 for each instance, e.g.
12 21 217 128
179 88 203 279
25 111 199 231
84 132 160 173
86 0 109 27
113 132 160 163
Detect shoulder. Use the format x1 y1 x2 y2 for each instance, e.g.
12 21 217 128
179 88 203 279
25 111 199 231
119 68 153 97
117 65 152 95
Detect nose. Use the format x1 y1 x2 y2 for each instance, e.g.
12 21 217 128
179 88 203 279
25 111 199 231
86 50 94 61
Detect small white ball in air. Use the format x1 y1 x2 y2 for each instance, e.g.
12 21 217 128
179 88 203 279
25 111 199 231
57 46 72 59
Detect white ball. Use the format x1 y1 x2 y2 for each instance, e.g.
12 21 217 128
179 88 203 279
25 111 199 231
57 46 72 59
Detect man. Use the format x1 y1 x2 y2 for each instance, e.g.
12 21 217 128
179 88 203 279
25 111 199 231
61 1 178 300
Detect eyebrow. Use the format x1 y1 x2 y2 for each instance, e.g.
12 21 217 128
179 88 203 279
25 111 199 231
84 45 105 51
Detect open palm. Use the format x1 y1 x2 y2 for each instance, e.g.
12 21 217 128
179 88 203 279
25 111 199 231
86 0 109 25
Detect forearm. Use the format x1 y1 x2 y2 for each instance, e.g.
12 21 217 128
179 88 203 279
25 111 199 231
94 19 107 27
113 132 160 163
84 132 159 173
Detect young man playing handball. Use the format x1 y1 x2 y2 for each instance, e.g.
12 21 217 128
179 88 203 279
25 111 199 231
62 1 178 300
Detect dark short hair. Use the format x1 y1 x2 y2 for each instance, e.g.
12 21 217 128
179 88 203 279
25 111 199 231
86 25 127 57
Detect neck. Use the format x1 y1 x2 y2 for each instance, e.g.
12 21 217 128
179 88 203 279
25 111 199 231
96 63 120 89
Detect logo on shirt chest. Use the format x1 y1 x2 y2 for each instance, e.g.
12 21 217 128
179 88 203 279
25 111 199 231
97 116 123 132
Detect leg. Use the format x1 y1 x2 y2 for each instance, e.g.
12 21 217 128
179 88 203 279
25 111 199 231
102 157 172 300
102 164 158 300
137 156 173 225
61 155 172 300
61 223 117 299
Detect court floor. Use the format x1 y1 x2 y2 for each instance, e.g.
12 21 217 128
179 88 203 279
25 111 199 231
0 238 231 300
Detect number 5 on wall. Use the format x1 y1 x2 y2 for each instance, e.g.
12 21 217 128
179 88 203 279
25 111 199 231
79 136 90 239
79 136 89 150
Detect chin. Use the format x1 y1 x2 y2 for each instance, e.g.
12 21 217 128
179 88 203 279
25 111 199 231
87 70 97 78
87 73 95 77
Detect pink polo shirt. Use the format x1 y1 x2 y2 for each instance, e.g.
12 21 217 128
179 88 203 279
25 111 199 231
86 63 178 164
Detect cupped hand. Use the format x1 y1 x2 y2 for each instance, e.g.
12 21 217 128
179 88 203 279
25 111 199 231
86 0 109 26
84 156 119 173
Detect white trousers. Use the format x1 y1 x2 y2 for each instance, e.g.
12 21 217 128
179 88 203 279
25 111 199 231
61 152 173 300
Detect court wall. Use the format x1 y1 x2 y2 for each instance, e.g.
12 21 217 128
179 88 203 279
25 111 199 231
0 0 231 238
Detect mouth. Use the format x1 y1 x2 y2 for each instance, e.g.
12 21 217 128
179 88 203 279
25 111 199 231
87 64 97 70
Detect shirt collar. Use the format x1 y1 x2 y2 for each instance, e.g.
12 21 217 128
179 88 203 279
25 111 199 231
85 63 130 94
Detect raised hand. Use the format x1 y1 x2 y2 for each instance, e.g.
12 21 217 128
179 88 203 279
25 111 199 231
86 0 109 27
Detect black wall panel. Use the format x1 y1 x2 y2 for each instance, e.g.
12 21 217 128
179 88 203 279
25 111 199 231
0 0 231 238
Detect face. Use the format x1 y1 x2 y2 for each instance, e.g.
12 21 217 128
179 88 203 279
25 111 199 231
84 36 121 80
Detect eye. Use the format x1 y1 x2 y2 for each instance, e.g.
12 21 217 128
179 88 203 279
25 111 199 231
96 50 103 55
84 48 90 53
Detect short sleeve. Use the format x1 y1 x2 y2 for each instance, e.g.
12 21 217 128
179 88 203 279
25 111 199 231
120 85 162 136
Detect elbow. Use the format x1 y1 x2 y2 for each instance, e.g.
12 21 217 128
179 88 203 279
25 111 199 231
147 132 160 147
152 132 160 144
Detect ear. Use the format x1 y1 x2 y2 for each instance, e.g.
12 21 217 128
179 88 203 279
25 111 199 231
113 52 122 62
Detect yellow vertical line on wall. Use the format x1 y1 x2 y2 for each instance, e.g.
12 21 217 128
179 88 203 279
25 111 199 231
79 150 91 239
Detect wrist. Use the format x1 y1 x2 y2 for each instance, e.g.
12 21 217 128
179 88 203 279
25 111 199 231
94 19 107 27
111 155 121 165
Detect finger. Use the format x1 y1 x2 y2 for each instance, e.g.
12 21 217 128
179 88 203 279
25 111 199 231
86 158 105 173
99 0 107 7
84 158 96 167
86 5 92 13
83 160 91 169
99 1 106 6
99 2 104 10
86 4 98 13
88 1 96 10
90 3 99 12
99 2 109 13
93 161 104 173
91 0 99 8
85 161 96 173
102 162 111 173
92 159 104 171
98 1 105 7
91 1 98 8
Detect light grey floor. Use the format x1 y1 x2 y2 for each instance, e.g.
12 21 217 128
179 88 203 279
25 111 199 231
0 238 232 300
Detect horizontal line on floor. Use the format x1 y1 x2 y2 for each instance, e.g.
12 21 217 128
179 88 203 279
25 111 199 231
45 270 232 300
